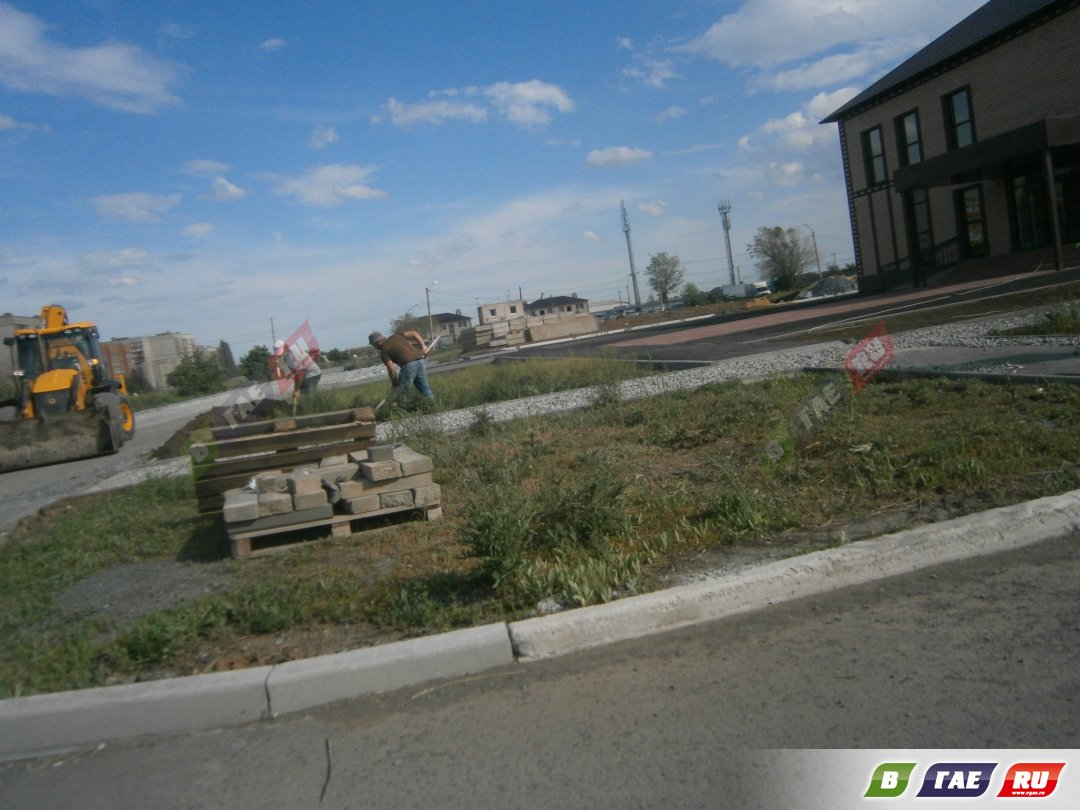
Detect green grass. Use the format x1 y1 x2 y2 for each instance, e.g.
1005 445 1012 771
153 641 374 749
4 373 1080 697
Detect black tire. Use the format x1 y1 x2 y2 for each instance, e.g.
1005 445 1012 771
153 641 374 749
93 393 124 453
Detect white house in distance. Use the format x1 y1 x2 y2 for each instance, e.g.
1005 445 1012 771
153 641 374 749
428 311 473 343
525 294 590 319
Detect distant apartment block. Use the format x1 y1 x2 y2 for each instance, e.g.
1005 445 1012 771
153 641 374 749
107 332 198 390
0 312 37 381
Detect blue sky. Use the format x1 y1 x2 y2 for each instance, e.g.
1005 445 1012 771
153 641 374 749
0 0 986 354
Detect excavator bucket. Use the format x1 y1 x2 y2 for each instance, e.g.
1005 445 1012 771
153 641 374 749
0 407 118 473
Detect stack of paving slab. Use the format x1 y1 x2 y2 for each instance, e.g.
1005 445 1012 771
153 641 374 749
190 407 377 514
222 443 441 558
459 317 529 350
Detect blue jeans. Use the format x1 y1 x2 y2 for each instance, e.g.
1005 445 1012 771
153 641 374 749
396 359 433 400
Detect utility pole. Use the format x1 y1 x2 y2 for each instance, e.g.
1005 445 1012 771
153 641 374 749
805 225 823 279
718 200 737 285
621 200 642 307
425 281 437 340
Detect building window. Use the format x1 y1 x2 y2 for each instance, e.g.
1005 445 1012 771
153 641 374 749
510 305 517 314
489 308 496 317
861 126 887 186
904 187 933 263
955 185 988 257
944 88 975 150
895 111 922 166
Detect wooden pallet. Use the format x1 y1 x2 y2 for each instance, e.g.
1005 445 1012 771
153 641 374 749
191 407 376 514
227 502 443 559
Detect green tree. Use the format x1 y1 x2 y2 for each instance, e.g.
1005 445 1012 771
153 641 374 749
747 226 814 291
218 340 237 376
645 252 686 309
238 345 272 382
166 352 226 396
391 311 425 336
682 282 708 307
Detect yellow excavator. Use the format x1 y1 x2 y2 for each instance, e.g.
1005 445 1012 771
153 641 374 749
0 305 135 473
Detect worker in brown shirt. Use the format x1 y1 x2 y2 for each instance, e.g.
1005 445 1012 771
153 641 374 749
369 330 434 400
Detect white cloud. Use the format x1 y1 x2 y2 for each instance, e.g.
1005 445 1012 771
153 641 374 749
807 87 861 121
210 176 246 202
483 80 574 127
623 59 679 89
273 164 387 208
82 247 152 268
586 146 653 167
181 159 231 177
638 200 667 216
110 275 140 287
755 39 919 92
310 126 338 150
91 193 182 222
583 230 601 242
385 97 488 127
663 143 724 157
769 161 806 187
0 112 14 131
0 3 182 113
657 106 687 123
680 0 985 89
384 80 573 129
185 222 214 240
260 38 287 52
617 37 634 51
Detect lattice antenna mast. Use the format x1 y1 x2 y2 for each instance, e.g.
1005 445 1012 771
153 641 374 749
621 200 642 307
718 200 737 285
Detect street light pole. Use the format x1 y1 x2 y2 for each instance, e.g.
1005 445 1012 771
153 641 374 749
425 281 437 341
805 224 823 280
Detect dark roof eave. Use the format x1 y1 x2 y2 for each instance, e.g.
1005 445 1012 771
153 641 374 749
821 0 1067 124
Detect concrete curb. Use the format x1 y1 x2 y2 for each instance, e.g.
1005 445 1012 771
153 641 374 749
507 490 1080 659
2 492 1078 760
0 623 514 759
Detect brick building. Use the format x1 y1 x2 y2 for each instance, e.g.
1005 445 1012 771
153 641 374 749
822 0 1080 292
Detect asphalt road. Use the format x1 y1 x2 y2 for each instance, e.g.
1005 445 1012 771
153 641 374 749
2 531 1077 809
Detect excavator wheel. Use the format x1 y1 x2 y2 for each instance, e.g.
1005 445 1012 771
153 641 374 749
118 394 135 441
93 393 125 453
